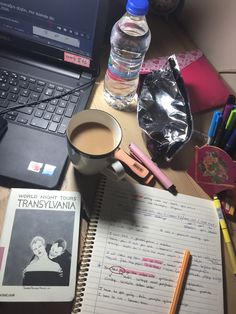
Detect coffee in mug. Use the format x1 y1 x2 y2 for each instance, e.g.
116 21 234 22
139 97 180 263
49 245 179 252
66 109 123 176
70 122 115 155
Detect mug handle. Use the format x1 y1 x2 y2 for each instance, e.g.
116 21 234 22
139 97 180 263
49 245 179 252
102 160 126 181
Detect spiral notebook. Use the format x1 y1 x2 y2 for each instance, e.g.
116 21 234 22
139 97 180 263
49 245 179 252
73 177 224 314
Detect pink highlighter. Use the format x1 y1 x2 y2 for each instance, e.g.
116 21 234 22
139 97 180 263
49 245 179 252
129 142 177 195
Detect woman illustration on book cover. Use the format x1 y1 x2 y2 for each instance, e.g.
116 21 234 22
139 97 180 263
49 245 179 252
22 235 63 286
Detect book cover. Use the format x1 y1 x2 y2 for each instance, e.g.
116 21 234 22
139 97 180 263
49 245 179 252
0 188 81 302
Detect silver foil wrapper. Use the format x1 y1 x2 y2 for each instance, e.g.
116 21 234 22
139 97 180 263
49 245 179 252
138 55 193 161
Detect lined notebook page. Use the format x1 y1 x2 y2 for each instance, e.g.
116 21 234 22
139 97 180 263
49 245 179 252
79 178 223 314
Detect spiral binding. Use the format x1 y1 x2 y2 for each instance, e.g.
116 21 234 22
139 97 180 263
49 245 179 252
72 176 107 313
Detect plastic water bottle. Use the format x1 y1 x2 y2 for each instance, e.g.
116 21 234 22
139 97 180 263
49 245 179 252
104 0 151 111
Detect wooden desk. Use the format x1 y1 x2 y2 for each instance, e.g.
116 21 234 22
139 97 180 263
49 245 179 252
0 16 235 314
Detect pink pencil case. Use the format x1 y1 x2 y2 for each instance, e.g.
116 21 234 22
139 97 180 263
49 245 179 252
141 50 231 113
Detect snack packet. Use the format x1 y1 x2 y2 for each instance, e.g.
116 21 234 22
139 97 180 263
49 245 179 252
138 55 193 161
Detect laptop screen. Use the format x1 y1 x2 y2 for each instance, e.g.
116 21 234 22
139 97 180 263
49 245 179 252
0 0 108 73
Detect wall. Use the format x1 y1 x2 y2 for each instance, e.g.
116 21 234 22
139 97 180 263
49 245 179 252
104 0 126 43
179 0 236 93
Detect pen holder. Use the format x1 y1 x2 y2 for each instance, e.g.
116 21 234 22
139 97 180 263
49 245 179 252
188 145 236 198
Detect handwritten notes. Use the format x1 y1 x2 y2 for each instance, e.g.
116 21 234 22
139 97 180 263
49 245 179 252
80 179 223 313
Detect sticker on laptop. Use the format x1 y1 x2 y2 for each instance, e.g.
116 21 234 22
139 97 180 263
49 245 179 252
42 164 56 176
64 52 91 68
27 161 43 173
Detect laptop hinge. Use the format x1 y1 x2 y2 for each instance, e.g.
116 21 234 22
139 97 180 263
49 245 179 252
81 72 93 80
0 49 82 80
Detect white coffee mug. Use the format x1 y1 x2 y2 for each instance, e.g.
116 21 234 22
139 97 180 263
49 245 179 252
66 109 125 179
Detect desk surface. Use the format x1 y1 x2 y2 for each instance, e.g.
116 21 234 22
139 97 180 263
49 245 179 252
0 16 235 314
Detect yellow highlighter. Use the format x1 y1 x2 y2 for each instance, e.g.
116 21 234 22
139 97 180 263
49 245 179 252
213 196 236 275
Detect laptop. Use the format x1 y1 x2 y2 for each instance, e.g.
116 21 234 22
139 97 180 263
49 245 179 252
0 0 108 189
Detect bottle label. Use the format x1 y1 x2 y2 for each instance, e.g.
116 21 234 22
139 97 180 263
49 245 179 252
108 57 139 80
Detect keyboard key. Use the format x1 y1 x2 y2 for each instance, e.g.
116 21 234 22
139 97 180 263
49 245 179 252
0 83 9 91
17 106 34 115
37 80 46 86
7 111 18 117
57 124 67 134
56 86 64 92
34 109 44 118
52 115 61 123
19 81 29 89
18 96 28 105
55 107 64 115
0 77 7 83
19 75 27 81
48 83 55 89
58 100 67 108
41 94 49 101
7 111 18 120
30 92 40 101
65 103 75 117
21 89 30 97
45 88 53 96
74 91 80 97
70 95 79 103
17 117 28 124
29 78 36 84
44 112 52 120
8 93 18 101
2 70 9 76
30 85 43 93
0 99 8 107
9 79 18 86
48 121 58 132
35 86 44 93
30 117 49 129
54 91 62 97
50 98 58 105
11 72 18 78
0 91 7 98
61 116 70 126
46 104 56 113
6 114 16 121
38 103 47 110
62 94 70 101
10 86 20 94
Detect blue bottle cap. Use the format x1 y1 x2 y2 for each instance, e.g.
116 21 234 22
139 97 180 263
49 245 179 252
126 0 149 16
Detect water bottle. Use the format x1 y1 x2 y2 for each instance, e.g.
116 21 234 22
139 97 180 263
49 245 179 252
104 0 151 111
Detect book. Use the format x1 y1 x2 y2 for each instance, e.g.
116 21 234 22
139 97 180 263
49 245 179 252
0 188 81 302
73 176 224 314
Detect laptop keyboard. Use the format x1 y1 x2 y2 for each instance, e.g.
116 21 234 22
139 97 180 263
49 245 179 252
0 69 83 136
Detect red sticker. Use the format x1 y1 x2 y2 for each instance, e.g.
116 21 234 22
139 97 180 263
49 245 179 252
27 161 43 173
64 52 91 68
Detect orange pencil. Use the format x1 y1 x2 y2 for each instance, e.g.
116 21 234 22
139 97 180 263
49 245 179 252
169 250 191 314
